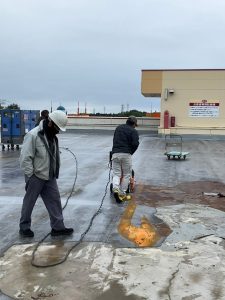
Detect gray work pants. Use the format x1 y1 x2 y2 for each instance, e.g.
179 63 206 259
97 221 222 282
112 153 132 193
20 175 65 231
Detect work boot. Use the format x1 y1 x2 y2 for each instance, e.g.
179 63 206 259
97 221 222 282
113 188 131 203
51 227 74 236
113 188 123 203
112 187 120 194
118 193 132 202
19 229 34 237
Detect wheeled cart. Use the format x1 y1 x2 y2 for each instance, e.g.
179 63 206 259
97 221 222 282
164 134 189 160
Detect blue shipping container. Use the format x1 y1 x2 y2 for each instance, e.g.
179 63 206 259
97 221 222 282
0 109 40 149
22 110 40 133
1 109 21 137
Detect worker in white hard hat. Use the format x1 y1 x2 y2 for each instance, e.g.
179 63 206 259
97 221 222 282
19 110 73 237
111 115 139 203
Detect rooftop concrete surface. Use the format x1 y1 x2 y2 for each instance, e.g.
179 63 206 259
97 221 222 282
1 130 225 299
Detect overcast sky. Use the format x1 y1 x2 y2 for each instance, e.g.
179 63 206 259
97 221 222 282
0 0 225 114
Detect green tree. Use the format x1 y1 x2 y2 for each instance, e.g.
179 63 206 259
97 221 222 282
6 103 20 109
90 109 148 117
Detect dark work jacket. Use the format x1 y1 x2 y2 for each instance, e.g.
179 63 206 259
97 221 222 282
112 124 139 155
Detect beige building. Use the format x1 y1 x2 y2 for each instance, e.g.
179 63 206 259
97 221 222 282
141 69 225 135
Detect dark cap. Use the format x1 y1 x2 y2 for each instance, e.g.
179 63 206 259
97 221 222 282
41 110 49 117
127 115 138 126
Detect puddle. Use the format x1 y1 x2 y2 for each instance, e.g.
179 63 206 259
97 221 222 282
32 240 74 267
118 200 171 247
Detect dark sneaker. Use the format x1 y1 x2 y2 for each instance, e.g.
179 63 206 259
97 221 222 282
114 192 123 203
113 188 123 203
51 227 74 236
113 188 131 202
19 229 34 237
115 192 132 203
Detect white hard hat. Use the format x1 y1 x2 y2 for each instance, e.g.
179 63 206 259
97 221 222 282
49 110 68 131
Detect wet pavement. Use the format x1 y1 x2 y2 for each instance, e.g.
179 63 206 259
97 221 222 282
1 130 225 299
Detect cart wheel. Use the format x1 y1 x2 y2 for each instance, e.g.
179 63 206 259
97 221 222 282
167 155 170 160
183 155 186 160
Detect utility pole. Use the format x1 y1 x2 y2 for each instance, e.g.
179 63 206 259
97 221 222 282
77 101 80 115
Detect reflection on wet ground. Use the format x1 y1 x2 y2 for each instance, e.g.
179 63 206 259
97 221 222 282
0 149 23 190
118 200 169 247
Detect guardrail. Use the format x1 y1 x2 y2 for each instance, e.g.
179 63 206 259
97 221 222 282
67 116 160 131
